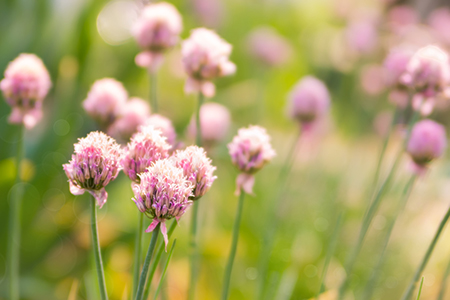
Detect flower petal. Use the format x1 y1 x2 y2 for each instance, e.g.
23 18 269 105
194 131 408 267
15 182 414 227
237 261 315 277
69 181 85 196
235 173 255 196
89 188 108 209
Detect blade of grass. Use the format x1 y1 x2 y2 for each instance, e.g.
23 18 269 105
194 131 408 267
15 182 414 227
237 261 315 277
437 255 450 300
153 240 177 300
416 277 424 300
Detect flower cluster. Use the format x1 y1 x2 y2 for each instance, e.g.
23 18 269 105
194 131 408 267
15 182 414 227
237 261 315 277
173 146 217 200
121 125 171 183
228 125 276 194
63 131 122 208
247 26 292 67
0 53 51 129
182 28 236 97
132 159 193 248
145 114 177 146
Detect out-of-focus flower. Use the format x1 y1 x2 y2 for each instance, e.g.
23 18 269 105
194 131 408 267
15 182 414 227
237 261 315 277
345 19 378 54
400 45 450 115
108 97 151 143
360 64 386 96
384 46 414 107
228 125 275 195
132 2 182 72
287 76 331 128
387 5 418 35
407 119 447 174
63 132 122 208
172 146 217 200
83 78 128 129
182 28 236 98
188 102 231 147
132 159 193 248
247 26 293 67
122 125 171 183
145 114 177 146
191 0 224 28
0 53 51 129
428 8 450 46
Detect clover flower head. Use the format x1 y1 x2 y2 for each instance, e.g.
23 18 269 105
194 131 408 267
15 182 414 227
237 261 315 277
145 114 177 146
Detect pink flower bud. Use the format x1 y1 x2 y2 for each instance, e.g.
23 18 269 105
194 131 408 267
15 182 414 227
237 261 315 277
121 125 171 183
188 102 231 147
0 53 51 129
287 76 331 126
83 78 128 128
345 19 378 54
145 114 177 146
407 119 447 169
182 28 236 97
132 159 193 249
387 5 418 34
172 146 217 200
63 132 122 208
247 27 293 67
108 97 151 143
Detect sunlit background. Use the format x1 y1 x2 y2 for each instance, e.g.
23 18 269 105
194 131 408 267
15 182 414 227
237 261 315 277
2 0 450 299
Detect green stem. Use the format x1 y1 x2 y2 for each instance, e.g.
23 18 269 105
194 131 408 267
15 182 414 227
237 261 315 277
187 202 200 300
196 92 204 147
363 175 417 300
135 223 160 300
150 71 158 113
221 190 246 300
132 213 144 299
153 240 177 300
416 277 424 300
437 255 450 300
90 196 108 300
143 220 177 300
401 205 450 300
7 125 24 300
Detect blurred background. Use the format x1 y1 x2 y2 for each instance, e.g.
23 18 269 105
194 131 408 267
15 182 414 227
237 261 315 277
2 0 450 299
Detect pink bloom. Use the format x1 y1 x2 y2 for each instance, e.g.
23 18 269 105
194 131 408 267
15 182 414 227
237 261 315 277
182 28 236 97
191 0 224 28
145 114 177 146
188 102 231 147
428 8 450 46
121 125 171 183
287 76 331 126
132 159 193 249
360 64 386 96
345 19 378 54
132 2 182 72
63 132 122 208
0 53 51 129
108 97 151 143
407 119 447 173
400 45 450 115
228 125 276 195
387 5 418 34
247 27 293 67
83 78 128 128
172 146 217 200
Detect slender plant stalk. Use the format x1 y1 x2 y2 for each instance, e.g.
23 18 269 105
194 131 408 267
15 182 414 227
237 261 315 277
363 175 417 299
7 125 24 300
416 277 424 300
150 71 158 113
143 220 177 300
135 223 160 300
153 240 177 300
401 205 450 300
437 254 450 300
221 190 246 300
132 212 144 299
90 196 108 300
316 213 344 299
195 91 204 147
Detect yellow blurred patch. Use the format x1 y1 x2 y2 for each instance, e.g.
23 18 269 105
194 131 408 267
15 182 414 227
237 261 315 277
0 158 35 183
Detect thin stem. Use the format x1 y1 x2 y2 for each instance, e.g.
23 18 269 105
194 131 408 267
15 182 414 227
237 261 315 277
437 254 450 300
363 175 417 300
416 277 424 300
150 71 158 113
143 220 177 300
135 223 160 300
132 212 144 299
153 240 177 300
7 125 24 300
90 196 108 300
401 205 450 300
196 92 204 147
187 202 200 300
221 190 246 300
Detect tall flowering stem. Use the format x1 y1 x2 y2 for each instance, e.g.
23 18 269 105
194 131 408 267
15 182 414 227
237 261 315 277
7 126 24 300
401 206 450 300
221 190 246 300
90 196 108 300
150 72 158 113
135 224 160 300
196 92 204 146
132 213 144 299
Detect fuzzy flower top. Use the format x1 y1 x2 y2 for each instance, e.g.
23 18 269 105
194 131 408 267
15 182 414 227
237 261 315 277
83 78 128 128
0 53 51 129
122 125 171 183
63 131 122 208
182 28 236 97
145 114 177 146
172 146 217 200
132 159 193 248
